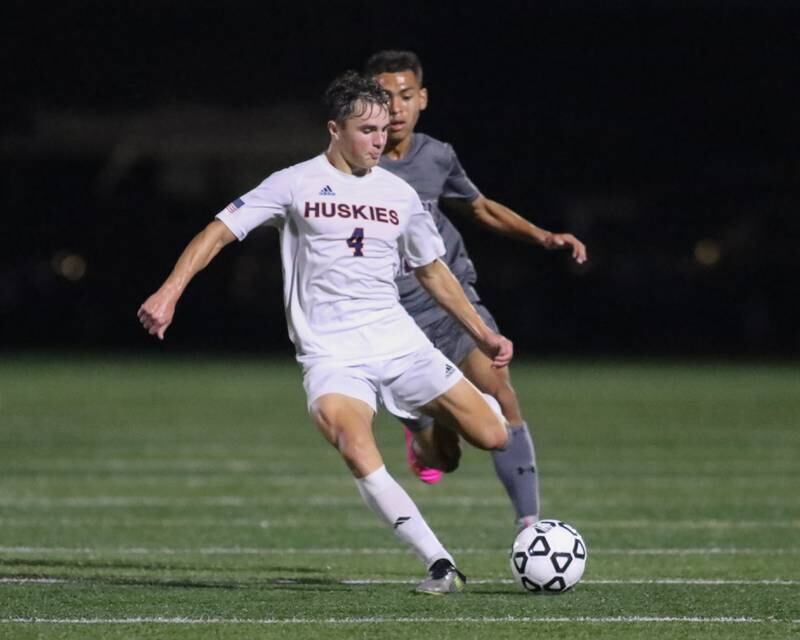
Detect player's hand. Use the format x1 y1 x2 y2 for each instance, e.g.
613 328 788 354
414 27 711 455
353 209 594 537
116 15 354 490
479 332 514 369
137 288 177 340
543 232 588 264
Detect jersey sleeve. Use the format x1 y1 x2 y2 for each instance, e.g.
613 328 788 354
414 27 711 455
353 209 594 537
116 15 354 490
215 167 294 240
441 143 480 201
398 192 447 268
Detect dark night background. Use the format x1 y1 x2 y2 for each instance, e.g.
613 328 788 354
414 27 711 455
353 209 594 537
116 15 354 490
2 0 798 358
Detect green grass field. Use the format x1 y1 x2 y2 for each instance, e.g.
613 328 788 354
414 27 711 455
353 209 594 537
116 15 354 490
0 356 798 639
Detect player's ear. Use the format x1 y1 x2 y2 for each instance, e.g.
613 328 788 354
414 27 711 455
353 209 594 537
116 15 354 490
327 120 340 140
419 87 428 111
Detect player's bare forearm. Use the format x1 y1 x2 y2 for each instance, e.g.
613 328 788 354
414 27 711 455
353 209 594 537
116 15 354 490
414 259 513 367
137 220 235 340
444 196 588 264
414 260 484 338
160 221 235 294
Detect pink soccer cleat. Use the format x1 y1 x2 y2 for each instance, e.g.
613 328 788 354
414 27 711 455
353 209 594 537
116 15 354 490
404 427 443 485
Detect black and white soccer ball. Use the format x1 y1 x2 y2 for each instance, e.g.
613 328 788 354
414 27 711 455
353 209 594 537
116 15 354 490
509 519 587 593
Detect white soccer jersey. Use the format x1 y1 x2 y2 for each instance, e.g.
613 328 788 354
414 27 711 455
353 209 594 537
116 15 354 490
216 154 446 366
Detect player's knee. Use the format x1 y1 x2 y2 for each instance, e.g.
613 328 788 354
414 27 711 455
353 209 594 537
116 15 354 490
470 417 508 451
311 405 371 463
310 405 338 446
487 421 509 450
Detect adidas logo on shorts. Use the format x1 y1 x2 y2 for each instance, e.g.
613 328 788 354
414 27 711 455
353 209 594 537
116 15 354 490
444 363 455 377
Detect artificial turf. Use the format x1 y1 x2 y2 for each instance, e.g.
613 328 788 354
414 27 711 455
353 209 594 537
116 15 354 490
0 356 797 638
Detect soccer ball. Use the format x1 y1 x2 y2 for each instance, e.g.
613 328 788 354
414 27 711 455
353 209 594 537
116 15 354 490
509 519 587 593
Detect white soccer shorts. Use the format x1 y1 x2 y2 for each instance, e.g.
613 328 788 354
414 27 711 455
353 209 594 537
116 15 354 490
303 345 464 419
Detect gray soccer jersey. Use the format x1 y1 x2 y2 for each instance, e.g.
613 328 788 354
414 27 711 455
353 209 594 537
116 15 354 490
379 133 481 327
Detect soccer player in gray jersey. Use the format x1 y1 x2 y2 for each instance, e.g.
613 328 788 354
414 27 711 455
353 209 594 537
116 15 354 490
366 50 587 529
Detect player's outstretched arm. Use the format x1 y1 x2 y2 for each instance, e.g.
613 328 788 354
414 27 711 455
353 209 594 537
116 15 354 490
443 195 588 264
137 220 236 340
414 259 513 368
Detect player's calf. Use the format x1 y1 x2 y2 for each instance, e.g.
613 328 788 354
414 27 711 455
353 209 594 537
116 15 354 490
403 426 444 484
411 422 461 473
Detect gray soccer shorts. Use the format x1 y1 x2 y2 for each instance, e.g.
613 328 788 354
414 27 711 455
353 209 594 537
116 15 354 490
400 302 500 432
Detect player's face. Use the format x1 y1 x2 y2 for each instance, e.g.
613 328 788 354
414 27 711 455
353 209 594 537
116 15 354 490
329 102 390 173
375 70 428 145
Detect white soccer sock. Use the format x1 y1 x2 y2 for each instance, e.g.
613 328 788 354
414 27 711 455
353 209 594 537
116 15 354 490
482 392 512 451
482 392 504 422
355 465 452 568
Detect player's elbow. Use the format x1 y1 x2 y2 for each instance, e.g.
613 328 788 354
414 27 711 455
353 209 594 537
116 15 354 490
471 197 496 222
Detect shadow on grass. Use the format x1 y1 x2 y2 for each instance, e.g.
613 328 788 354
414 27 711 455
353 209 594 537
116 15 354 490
92 576 352 591
1 557 322 573
2 559 367 593
464 588 527 596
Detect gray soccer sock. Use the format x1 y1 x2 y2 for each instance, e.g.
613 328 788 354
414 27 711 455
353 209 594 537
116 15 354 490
491 422 540 521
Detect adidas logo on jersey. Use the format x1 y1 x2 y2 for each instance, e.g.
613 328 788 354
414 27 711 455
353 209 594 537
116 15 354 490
319 185 336 196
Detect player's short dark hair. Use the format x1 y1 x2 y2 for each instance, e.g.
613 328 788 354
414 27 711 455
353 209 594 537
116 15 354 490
364 50 424 84
324 71 390 124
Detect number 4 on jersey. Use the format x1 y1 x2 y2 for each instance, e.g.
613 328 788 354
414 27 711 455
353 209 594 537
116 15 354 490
346 227 365 256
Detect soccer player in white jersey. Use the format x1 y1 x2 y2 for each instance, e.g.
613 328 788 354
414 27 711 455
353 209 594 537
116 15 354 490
365 50 588 530
138 71 514 594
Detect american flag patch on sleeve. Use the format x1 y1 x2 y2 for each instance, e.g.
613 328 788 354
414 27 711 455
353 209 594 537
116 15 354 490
225 197 245 214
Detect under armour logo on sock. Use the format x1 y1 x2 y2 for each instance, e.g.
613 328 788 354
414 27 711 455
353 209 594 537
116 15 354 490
393 516 411 529
517 465 536 475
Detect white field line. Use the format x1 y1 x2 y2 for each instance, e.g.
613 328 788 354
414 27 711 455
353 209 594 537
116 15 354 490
0 615 783 625
0 516 381 530
0 545 798 556
1 577 797 586
0 495 797 509
3 455 796 470
0 578 64 584
0 516 797 530
342 578 800 586
2 469 797 484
